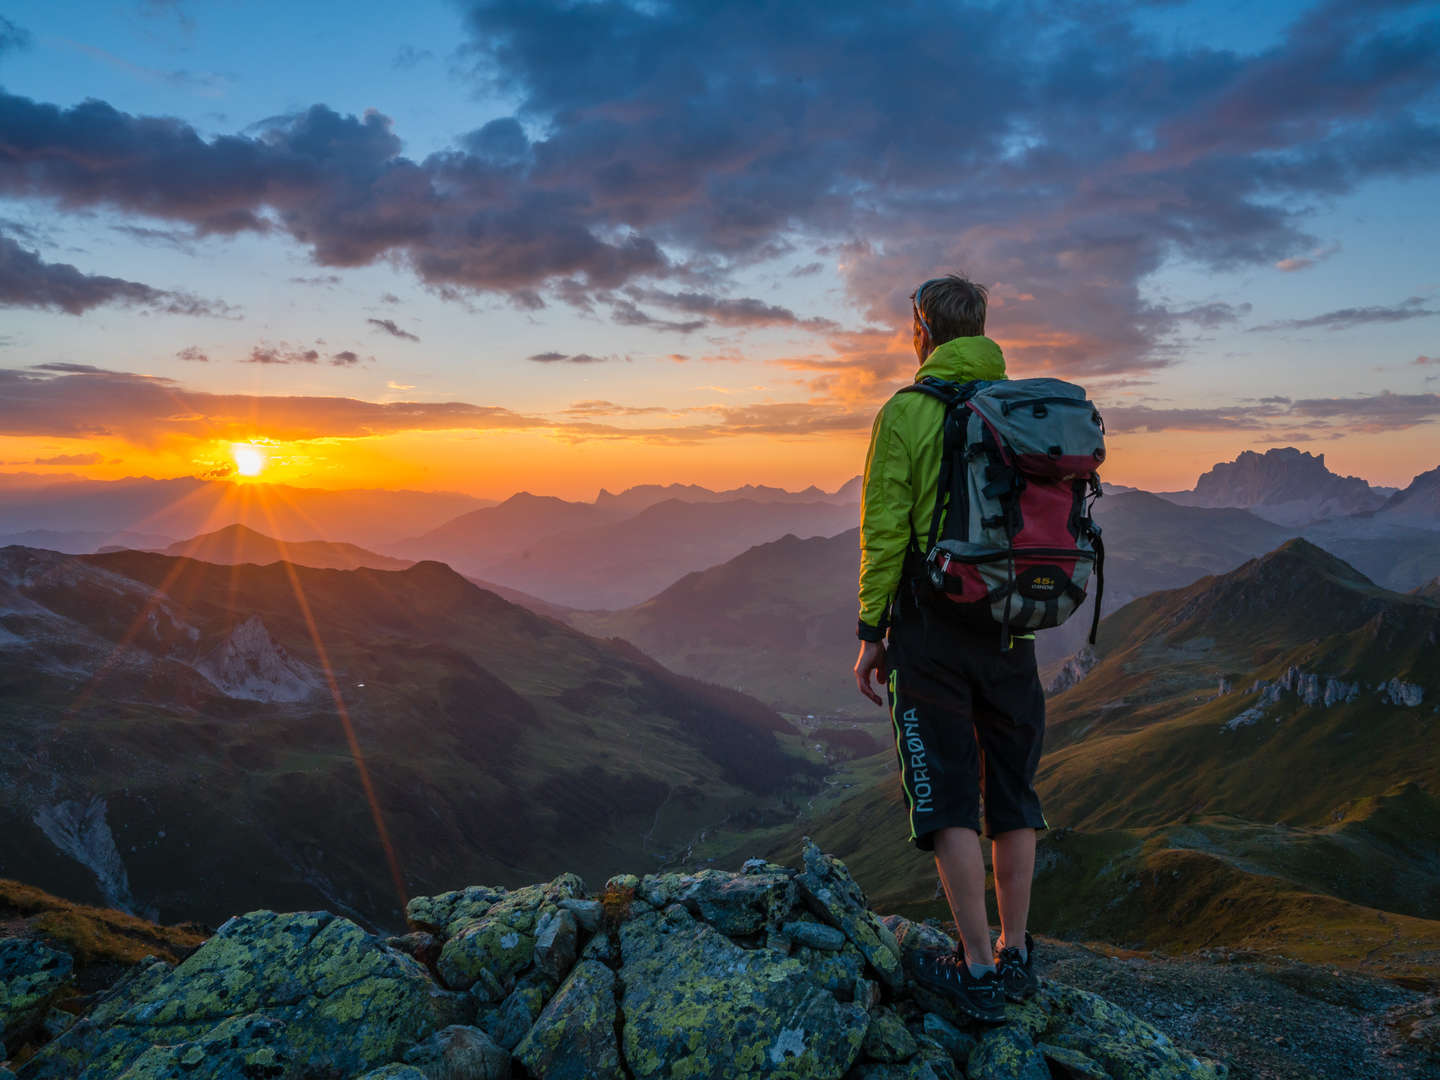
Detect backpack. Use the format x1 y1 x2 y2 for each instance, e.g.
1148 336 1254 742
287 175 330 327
898 375 1107 650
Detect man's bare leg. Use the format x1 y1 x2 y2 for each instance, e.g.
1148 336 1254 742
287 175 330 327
932 825 994 970
991 827 1036 955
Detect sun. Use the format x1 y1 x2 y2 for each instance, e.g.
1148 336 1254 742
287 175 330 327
231 443 267 477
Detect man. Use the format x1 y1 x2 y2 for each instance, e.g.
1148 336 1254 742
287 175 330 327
853 274 1045 1024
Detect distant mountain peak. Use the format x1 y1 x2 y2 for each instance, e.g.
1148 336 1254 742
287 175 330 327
1186 446 1384 524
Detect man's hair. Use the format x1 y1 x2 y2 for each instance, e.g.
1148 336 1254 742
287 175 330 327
913 274 988 344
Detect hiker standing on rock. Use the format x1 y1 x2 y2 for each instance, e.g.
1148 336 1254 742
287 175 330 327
852 274 1107 1023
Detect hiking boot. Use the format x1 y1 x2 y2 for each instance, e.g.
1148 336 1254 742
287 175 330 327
908 948 1006 1024
995 931 1039 1001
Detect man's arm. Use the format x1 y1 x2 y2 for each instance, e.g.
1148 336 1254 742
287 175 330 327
857 398 913 641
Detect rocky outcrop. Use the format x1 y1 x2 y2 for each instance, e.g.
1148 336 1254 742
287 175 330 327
13 842 1227 1079
193 614 319 703
1047 646 1097 695
0 940 73 1052
30 797 141 917
1221 664 1424 731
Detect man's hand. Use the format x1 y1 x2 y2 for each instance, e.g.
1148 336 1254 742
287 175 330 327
854 640 889 706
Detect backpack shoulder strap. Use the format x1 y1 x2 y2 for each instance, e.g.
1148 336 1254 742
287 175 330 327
894 377 984 556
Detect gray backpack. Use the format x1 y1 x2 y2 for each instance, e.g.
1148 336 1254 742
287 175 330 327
898 376 1107 649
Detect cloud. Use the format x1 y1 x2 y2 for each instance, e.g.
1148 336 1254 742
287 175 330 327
1415 355 1437 365
609 300 706 334
246 345 320 364
627 288 839 330
330 350 365 366
0 363 547 443
527 351 612 364
0 16 31 58
1103 390 1440 435
1275 242 1340 272
2 0 1439 373
367 317 420 342
176 345 208 362
0 232 233 316
1249 295 1439 332
291 273 342 286
4 452 104 466
393 45 434 69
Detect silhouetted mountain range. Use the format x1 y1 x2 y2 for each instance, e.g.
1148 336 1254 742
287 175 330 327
1159 447 1389 525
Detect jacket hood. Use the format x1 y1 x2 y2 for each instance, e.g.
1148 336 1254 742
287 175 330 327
915 335 1007 383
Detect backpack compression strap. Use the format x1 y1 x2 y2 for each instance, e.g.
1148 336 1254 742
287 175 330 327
896 377 984 554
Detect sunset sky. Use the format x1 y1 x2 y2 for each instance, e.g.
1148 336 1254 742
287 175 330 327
1 0 1437 499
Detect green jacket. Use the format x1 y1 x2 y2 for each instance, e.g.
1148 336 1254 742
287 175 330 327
857 335 1008 639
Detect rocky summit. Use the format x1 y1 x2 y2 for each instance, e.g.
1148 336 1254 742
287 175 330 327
7 841 1226 1080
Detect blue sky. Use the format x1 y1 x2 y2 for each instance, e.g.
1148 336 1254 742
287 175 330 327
1 0 1437 495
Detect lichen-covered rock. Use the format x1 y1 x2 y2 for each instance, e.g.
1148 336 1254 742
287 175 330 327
533 907 579 983
437 912 536 993
1040 983 1223 1079
557 898 602 934
402 1024 509 1080
618 904 868 1079
355 1066 428 1080
793 941 867 999
514 958 623 1080
112 1014 298 1079
966 1024 1050 1080
0 938 73 1047
406 885 508 936
796 839 904 992
673 869 797 936
387 931 442 968
842 1061 945 1080
783 919 845 952
581 929 619 966
19 911 468 1080
861 1007 918 1063
1037 1041 1110 1079
909 1033 960 1080
477 974 553 1051
919 1013 975 1064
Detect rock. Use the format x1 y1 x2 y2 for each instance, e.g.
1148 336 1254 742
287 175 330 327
861 1007 918 1063
388 931 442 968
40 1007 74 1040
920 1013 975 1063
402 1024 510 1080
909 1033 960 1080
1037 1041 1110 1079
465 967 507 1006
618 904 868 1079
0 938 74 1047
437 913 537 993
111 1013 299 1079
514 958 623 1080
842 1062 945 1080
406 886 507 936
674 869 797 936
783 920 846 952
1039 983 1223 1079
477 974 552 1051
581 929 619 967
966 1025 1050 1080
356 1067 429 1080
796 839 904 992
533 908 579 984
793 943 866 999
20 910 469 1080
557 898 603 934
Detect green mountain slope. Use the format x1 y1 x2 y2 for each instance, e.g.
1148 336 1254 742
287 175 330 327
0 545 823 930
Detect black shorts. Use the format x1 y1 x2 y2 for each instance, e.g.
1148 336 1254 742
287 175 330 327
885 585 1049 850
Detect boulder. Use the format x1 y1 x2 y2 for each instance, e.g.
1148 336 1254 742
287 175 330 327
109 1014 298 1079
796 839 904 992
476 974 552 1051
673 869 797 936
402 1024 510 1080
437 913 536 993
533 908 579 984
966 1024 1050 1080
861 1007 918 1063
406 885 507 937
0 939 73 1050
513 958 623 1080
19 910 468 1080
783 920 846 952
618 904 869 1079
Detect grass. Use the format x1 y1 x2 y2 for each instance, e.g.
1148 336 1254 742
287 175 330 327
0 878 205 967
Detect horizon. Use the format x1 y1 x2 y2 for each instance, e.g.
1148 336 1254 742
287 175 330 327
1 1 1438 498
